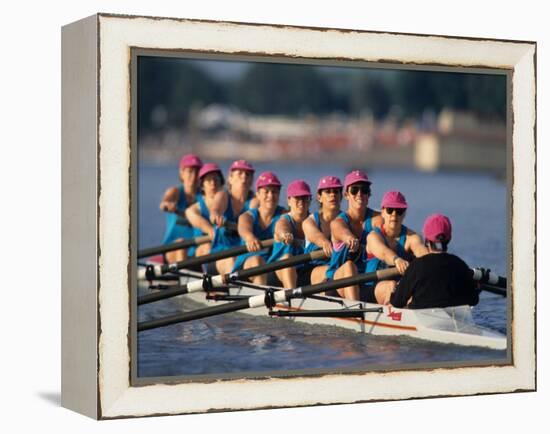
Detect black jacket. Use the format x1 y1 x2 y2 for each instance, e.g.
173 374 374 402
390 253 479 309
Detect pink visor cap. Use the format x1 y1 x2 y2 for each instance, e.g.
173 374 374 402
287 180 312 198
344 170 371 189
179 153 203 169
381 191 408 209
423 214 452 243
255 171 282 190
317 175 343 191
199 163 224 183
230 159 255 173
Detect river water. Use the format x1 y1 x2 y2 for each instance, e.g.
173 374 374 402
137 161 508 378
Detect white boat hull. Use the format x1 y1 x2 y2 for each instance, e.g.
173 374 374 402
141 268 507 351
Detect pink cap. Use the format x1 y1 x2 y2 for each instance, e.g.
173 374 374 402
255 171 282 190
179 153 203 169
199 163 224 183
287 180 312 198
381 191 408 209
230 159 255 173
423 214 452 243
344 170 371 189
317 175 343 191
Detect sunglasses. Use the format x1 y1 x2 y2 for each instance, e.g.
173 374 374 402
348 185 371 196
385 207 406 216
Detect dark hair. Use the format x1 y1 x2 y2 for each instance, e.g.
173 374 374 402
426 234 449 252
200 172 224 192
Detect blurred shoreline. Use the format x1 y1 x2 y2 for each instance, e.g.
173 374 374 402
139 108 506 178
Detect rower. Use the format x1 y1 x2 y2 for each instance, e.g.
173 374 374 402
364 191 428 304
302 176 343 285
159 153 203 262
389 214 479 308
184 162 225 257
206 159 259 274
232 171 286 285
269 179 313 288
325 170 382 300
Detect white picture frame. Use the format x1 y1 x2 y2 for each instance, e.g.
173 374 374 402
61 13 536 419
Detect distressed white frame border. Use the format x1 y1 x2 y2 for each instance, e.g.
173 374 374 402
97 14 535 418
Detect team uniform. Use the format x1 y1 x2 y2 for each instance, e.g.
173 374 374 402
268 213 314 286
161 184 201 257
197 192 255 254
362 224 411 303
325 208 377 280
303 212 332 266
231 206 287 272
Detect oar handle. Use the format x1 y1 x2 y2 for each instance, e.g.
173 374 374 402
137 267 398 331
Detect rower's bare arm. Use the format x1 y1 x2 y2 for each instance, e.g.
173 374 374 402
367 231 405 268
238 212 261 251
185 203 214 237
209 190 228 226
303 216 332 256
407 232 429 257
330 218 358 251
274 218 293 244
159 186 179 212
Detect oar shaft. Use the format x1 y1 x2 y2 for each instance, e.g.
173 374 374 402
138 222 238 259
138 235 211 259
175 239 275 270
138 299 251 331
138 285 189 305
479 284 507 297
232 249 327 281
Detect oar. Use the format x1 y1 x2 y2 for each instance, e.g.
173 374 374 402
137 249 327 305
472 268 507 297
138 267 399 331
138 235 211 259
137 222 238 259
138 238 276 281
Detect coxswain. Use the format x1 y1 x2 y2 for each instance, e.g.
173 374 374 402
232 171 286 285
159 153 203 262
365 191 428 304
326 170 382 300
302 176 343 285
269 180 313 288
389 214 479 308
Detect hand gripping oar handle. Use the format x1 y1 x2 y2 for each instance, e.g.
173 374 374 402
137 267 399 332
137 245 324 305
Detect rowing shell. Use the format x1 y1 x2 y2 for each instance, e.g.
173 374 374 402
138 263 507 350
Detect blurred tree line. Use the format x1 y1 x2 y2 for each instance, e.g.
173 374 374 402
138 56 507 135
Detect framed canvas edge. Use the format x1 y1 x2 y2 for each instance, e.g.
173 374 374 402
88 14 536 419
